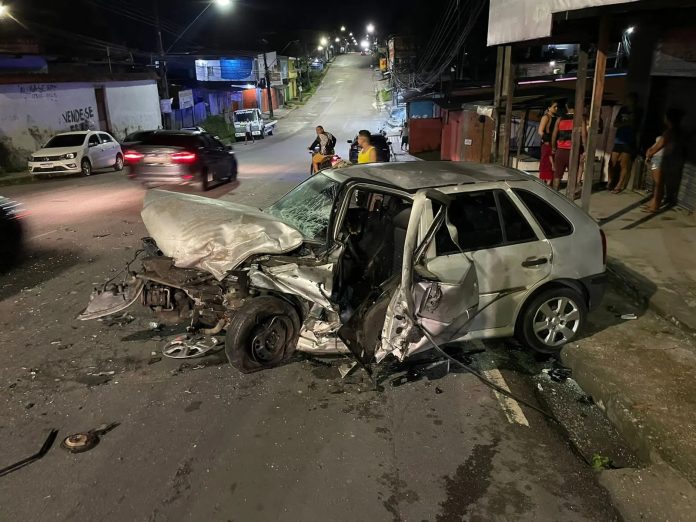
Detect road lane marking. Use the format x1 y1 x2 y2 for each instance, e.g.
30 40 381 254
30 230 57 240
483 368 530 427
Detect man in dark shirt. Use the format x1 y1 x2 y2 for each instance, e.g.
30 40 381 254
609 92 642 193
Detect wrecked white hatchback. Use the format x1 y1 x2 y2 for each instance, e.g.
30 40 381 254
81 162 606 373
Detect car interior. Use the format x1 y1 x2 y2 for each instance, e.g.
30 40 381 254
332 187 412 320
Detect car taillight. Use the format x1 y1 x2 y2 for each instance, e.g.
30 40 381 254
171 151 197 164
124 150 144 163
600 229 607 265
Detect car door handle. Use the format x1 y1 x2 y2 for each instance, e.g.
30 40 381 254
522 257 548 268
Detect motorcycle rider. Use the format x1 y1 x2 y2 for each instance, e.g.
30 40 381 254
309 125 336 174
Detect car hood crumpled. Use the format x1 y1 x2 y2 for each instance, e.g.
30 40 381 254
141 190 304 280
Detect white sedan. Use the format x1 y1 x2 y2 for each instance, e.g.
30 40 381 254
28 131 123 177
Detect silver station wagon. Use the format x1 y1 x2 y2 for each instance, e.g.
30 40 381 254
81 162 606 373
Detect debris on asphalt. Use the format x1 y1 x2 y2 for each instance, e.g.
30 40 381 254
162 335 222 359
104 313 135 327
92 233 111 239
0 429 59 477
338 362 359 378
543 365 573 383
620 313 638 320
60 423 119 454
435 386 444 394
577 394 595 406
148 321 162 331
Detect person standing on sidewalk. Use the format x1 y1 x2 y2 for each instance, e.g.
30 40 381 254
400 121 410 151
551 99 579 191
644 108 685 213
608 92 642 193
538 99 559 186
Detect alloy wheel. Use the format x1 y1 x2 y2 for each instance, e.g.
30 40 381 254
532 297 581 347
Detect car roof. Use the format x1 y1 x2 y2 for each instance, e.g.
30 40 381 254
146 130 201 136
55 131 89 136
326 161 530 191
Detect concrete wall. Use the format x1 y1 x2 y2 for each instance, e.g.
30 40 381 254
0 82 97 169
0 79 161 171
104 80 161 140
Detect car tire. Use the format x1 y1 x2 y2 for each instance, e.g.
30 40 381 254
114 154 124 172
517 287 587 354
81 158 92 176
225 296 301 373
196 169 209 192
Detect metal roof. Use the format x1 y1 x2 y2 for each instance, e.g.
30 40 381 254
326 161 530 191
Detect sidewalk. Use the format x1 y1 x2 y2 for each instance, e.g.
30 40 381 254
592 189 696 332
561 188 696 519
0 170 34 187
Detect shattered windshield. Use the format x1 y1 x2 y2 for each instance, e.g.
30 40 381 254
266 174 341 242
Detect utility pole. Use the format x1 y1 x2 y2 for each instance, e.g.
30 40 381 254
154 0 170 129
263 51 274 119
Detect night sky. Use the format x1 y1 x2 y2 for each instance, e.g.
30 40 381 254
6 0 446 57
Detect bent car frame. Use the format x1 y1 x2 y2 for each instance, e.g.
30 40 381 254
80 162 606 373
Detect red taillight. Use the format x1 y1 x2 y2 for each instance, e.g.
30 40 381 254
600 229 607 265
124 150 144 163
171 151 197 164
181 174 194 180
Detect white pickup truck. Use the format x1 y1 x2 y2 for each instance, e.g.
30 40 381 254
232 108 277 139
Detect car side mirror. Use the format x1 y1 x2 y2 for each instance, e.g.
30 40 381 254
226 145 233 151
387 141 392 145
88 142 98 147
347 140 352 144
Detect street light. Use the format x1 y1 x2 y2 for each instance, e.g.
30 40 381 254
166 0 233 53
349 32 353 36
0 4 7 17
367 23 375 34
317 46 324 51
335 37 340 43
320 36 329 46
360 40 369 49
341 26 346 32
626 26 635 34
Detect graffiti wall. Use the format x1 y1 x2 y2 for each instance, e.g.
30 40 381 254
0 80 161 171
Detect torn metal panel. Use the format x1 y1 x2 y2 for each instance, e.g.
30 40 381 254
141 190 304 281
248 263 334 309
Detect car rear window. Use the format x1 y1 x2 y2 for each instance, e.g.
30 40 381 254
140 134 202 148
513 189 573 238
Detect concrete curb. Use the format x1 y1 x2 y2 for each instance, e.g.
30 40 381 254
607 258 696 335
561 346 696 519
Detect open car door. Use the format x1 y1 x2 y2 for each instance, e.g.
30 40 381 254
338 190 479 365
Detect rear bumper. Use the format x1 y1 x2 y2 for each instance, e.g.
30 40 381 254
579 272 607 311
129 164 197 185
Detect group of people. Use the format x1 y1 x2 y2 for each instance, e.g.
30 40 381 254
537 93 685 212
308 126 378 174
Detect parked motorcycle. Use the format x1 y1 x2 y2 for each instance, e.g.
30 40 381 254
308 149 342 175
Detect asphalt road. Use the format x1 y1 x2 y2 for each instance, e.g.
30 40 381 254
0 54 620 521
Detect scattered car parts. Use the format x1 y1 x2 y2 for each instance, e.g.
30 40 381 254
0 429 59 477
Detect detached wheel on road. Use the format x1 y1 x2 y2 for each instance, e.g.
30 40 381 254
225 296 300 373
517 287 587 354
81 158 92 176
114 154 124 172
